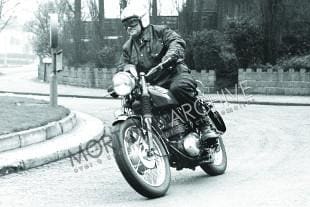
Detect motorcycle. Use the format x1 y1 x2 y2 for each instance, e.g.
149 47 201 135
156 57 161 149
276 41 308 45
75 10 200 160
110 59 227 198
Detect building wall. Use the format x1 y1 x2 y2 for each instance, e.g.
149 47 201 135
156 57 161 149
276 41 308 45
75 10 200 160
238 68 310 95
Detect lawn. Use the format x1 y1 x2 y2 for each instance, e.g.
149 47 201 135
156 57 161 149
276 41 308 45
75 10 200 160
0 96 70 136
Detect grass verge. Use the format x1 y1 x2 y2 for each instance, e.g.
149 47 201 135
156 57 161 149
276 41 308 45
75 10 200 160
0 96 70 136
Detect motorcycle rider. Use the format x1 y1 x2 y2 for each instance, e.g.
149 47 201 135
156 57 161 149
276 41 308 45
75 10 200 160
118 3 219 141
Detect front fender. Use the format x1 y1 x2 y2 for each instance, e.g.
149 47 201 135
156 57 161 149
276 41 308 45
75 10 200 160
112 115 170 157
112 114 141 126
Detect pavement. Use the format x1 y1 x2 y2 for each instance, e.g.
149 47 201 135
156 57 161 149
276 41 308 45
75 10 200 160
0 63 309 176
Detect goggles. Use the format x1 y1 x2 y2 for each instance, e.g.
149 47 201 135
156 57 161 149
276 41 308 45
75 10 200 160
122 18 140 29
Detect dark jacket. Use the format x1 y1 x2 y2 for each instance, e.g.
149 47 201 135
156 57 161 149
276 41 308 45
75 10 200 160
120 24 190 85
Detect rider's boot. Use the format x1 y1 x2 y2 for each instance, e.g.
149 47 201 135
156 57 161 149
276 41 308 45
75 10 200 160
194 101 220 144
198 116 220 142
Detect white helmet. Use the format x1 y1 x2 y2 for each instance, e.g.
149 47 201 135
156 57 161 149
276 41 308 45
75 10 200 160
121 3 150 28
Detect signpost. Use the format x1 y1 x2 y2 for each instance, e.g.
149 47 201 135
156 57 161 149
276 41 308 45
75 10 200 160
50 13 58 107
56 49 63 72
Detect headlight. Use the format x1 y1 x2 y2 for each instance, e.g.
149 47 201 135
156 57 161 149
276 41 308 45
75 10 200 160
112 72 135 96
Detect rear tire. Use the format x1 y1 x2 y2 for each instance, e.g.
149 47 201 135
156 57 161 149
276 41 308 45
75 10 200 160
112 118 171 198
200 136 227 176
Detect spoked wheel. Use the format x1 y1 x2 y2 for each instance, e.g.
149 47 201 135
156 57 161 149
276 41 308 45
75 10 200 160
200 136 227 176
112 119 171 198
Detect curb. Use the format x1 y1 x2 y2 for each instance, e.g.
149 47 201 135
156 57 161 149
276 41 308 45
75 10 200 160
211 100 310 106
0 90 112 100
0 112 77 153
0 111 104 175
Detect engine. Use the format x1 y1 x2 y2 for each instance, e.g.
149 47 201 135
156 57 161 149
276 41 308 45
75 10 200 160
155 110 201 157
155 111 188 141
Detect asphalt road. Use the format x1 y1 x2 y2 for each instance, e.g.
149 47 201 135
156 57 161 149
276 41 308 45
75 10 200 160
0 96 309 207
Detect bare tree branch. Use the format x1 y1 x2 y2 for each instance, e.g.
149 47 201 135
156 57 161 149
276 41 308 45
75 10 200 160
64 0 75 13
0 0 20 32
88 0 99 21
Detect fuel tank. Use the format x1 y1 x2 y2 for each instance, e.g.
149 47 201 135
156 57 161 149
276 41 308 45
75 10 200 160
148 85 179 108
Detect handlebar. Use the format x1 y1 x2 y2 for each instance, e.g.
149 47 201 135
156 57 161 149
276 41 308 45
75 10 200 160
145 57 173 79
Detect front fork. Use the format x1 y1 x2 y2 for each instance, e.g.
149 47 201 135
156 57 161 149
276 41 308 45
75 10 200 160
144 116 154 155
140 73 154 155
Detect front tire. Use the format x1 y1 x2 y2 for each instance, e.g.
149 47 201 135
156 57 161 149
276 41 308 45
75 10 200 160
112 118 171 198
200 136 227 176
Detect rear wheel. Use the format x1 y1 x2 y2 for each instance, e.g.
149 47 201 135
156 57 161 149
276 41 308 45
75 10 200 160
200 136 227 176
112 119 171 198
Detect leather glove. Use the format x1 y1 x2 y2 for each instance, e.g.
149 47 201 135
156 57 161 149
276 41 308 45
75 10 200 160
161 55 178 68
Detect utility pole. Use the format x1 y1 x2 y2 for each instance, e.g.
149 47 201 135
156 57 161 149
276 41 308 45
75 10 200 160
50 13 58 107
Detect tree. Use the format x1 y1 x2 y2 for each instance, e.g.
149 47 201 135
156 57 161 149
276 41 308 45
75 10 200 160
25 2 53 62
120 0 127 11
61 0 82 65
0 0 20 32
216 0 224 31
73 0 81 64
178 0 194 35
277 0 310 57
98 0 104 23
89 0 106 38
259 0 284 64
194 0 205 31
151 0 158 24
25 0 74 62
98 0 104 39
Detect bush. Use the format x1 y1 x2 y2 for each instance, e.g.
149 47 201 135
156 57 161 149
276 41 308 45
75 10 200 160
185 29 239 89
61 39 122 68
95 46 118 68
224 18 264 68
217 44 239 89
184 36 195 71
190 30 224 71
277 55 310 70
278 32 310 58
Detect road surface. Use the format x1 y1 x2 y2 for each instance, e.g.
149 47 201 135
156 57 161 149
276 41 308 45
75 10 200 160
0 65 309 207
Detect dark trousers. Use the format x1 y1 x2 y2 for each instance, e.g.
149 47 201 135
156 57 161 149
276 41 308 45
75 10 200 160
170 72 211 127
160 71 200 115
168 72 198 105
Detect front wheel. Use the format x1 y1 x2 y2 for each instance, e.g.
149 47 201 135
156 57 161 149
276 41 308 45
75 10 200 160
112 119 171 198
200 136 227 176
